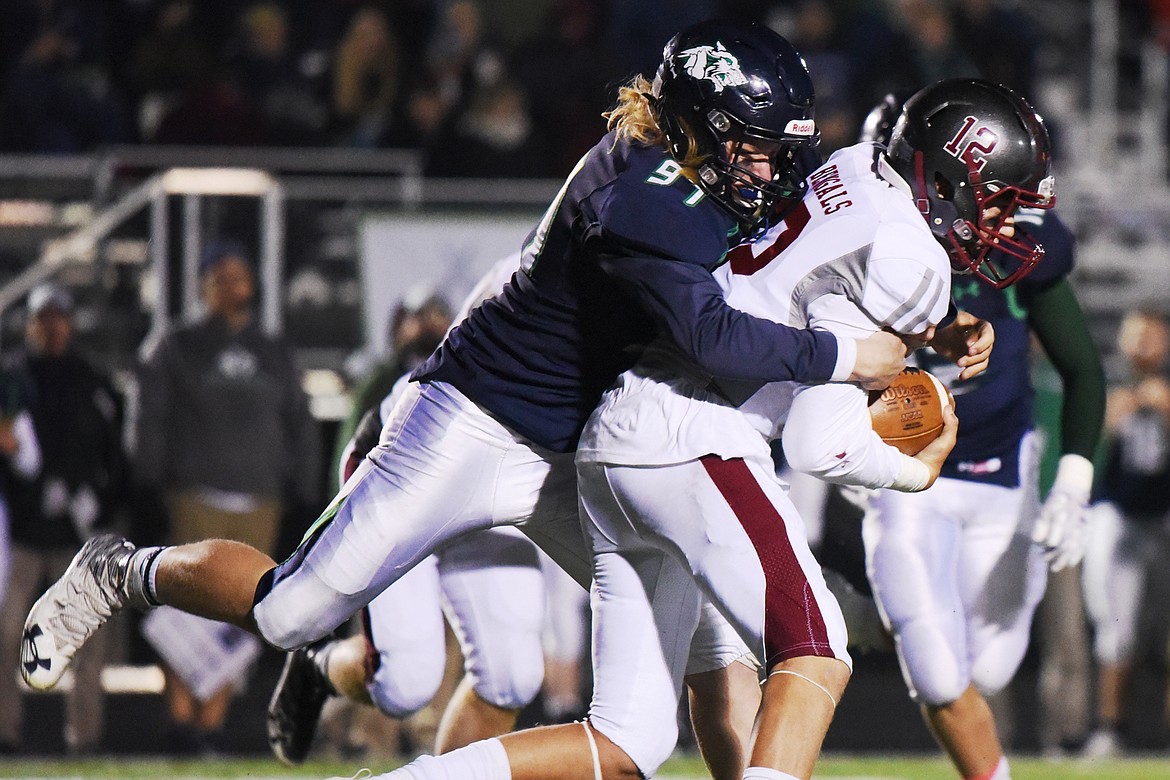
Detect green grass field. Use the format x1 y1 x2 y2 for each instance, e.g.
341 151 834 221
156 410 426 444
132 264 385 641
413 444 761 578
0 753 1168 779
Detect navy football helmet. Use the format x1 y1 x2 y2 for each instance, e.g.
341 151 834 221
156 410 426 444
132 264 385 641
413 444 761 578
858 91 912 147
651 20 820 232
883 78 1055 288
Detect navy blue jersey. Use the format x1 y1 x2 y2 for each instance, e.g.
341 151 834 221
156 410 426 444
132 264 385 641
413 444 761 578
415 132 839 453
1099 402 1170 521
917 210 1074 486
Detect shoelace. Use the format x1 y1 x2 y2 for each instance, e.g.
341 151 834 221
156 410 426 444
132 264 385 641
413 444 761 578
328 769 372 780
44 561 120 651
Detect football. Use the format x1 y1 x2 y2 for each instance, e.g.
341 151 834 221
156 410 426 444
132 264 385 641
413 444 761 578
868 367 952 455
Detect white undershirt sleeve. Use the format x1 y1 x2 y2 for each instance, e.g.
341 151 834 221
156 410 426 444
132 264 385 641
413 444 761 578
829 334 857 382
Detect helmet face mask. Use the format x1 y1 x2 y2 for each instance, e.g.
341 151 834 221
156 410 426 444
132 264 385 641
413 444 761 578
699 133 807 222
942 169 1055 287
885 78 1056 289
652 21 820 233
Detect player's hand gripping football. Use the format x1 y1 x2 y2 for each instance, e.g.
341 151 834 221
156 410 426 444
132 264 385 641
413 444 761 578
1032 453 1095 571
850 330 908 390
930 310 995 381
909 400 958 490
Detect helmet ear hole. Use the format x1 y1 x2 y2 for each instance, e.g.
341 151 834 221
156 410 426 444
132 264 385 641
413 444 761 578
934 173 954 201
708 110 732 133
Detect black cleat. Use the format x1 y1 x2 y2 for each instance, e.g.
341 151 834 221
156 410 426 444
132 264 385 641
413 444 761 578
267 641 336 766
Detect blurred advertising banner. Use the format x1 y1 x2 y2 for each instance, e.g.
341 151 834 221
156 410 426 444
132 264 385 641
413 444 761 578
359 213 537 357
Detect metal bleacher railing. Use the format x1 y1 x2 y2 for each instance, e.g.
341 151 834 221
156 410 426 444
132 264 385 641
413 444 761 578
0 146 559 373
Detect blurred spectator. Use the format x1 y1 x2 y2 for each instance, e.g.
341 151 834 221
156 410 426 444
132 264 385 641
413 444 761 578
604 0 715 81
0 363 40 755
955 0 1042 97
426 1 502 113
0 0 133 151
332 6 400 147
890 0 979 85
1082 308 1170 758
425 79 555 178
151 64 265 146
125 0 263 146
133 240 319 753
227 2 329 145
774 0 863 155
384 79 452 150
122 0 215 140
512 0 611 174
332 292 452 486
0 284 124 754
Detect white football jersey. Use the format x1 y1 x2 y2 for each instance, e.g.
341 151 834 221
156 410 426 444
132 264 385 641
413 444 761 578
578 143 952 487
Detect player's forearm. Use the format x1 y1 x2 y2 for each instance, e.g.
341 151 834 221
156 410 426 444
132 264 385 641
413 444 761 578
782 384 905 488
599 252 842 383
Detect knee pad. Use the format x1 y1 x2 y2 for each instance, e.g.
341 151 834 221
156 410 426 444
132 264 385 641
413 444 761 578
970 633 1031 698
467 640 545 710
254 569 357 651
589 708 678 778
369 646 445 718
895 620 969 706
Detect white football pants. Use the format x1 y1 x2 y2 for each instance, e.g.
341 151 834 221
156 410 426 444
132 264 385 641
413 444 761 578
578 455 849 776
253 380 580 650
363 526 546 716
863 434 1047 706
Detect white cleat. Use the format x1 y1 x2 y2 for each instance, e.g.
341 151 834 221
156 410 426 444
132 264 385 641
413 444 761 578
21 534 136 690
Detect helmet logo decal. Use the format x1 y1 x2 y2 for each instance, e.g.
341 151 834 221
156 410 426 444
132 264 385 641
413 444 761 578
943 115 999 173
785 119 816 136
678 42 748 93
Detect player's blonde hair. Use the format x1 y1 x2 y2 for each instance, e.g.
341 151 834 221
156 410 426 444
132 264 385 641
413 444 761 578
603 75 704 171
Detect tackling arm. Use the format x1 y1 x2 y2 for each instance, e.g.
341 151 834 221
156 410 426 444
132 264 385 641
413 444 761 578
598 251 851 383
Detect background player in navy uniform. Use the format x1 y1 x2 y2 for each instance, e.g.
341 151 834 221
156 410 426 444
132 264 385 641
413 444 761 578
22 21 933 780
858 92 1106 780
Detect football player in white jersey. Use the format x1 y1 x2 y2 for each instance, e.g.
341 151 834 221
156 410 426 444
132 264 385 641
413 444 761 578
856 83 1085 780
372 78 1050 780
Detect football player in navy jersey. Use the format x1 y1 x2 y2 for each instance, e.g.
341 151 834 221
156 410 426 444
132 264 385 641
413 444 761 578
857 93 1106 780
18 18 921 776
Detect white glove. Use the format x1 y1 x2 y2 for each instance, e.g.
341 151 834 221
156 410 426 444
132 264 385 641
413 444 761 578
1032 454 1094 572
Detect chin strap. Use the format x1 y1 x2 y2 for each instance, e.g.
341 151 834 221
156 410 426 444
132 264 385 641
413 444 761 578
768 668 839 708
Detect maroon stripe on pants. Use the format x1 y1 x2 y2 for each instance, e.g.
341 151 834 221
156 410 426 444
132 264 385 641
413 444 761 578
700 455 835 670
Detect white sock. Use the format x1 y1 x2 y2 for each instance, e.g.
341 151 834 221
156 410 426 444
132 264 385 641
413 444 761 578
743 768 800 780
384 738 512 780
126 546 168 608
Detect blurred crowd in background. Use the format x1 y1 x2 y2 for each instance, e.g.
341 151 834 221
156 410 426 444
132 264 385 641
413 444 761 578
1 0 1165 174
